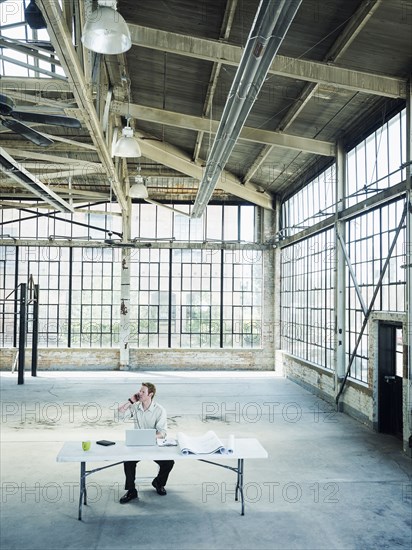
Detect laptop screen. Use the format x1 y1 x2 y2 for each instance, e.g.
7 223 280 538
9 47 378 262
125 429 157 446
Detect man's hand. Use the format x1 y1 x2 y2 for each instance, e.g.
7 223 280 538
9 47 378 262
118 394 139 413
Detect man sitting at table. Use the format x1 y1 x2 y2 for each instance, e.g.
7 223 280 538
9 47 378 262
118 382 174 504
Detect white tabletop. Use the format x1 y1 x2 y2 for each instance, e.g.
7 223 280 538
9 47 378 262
56 438 268 463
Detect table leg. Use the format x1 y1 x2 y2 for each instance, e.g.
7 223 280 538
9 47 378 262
78 462 87 521
235 458 245 515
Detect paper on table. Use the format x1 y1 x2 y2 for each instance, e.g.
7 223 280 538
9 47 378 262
226 434 235 454
157 438 178 447
177 430 235 455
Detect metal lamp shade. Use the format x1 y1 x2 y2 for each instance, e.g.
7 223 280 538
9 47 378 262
81 6 131 55
113 126 141 158
129 183 148 199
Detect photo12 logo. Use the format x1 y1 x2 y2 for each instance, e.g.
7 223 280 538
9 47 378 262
201 400 337 424
1 481 123 504
201 481 340 505
1 401 104 424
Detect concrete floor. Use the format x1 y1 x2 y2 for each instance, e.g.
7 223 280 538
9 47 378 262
1 370 411 550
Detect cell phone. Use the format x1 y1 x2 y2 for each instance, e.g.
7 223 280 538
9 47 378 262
96 440 115 446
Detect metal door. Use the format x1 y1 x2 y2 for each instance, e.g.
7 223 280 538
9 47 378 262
377 323 403 437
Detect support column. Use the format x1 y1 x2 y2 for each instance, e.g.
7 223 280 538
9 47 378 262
254 205 263 244
271 200 282 372
119 248 131 369
335 142 346 397
18 283 27 385
119 186 132 370
31 284 39 377
405 77 412 455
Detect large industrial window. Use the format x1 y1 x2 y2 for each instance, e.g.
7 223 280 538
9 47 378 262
280 229 335 369
71 248 121 348
346 199 406 382
126 247 262 349
280 108 407 382
0 0 65 79
0 246 17 348
172 249 221 348
128 248 171 348
223 249 263 347
281 164 336 238
0 205 262 349
0 246 72 348
346 109 407 208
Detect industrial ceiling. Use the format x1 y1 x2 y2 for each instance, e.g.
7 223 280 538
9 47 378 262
0 0 410 217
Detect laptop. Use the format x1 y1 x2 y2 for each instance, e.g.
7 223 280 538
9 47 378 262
125 429 157 446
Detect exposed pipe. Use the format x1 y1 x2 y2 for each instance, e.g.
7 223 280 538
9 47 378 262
191 0 302 218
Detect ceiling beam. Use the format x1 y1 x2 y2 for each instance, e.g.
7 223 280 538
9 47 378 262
0 237 270 250
36 0 127 211
0 77 73 93
36 133 97 150
1 27 405 101
0 37 62 67
0 53 67 80
0 147 74 213
112 102 335 157
18 168 104 180
0 137 96 152
128 24 406 99
3 89 78 111
279 0 384 134
134 129 273 210
4 148 105 170
244 0 383 184
0 24 407 103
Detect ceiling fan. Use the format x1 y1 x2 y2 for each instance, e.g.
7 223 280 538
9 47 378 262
0 93 81 147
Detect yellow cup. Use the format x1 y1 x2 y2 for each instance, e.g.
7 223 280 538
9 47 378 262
82 441 91 451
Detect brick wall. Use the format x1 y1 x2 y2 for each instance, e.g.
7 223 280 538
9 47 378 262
129 348 274 370
0 347 275 371
0 348 119 371
282 352 373 426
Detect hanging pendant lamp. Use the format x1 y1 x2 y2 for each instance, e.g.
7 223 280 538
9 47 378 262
81 2 131 55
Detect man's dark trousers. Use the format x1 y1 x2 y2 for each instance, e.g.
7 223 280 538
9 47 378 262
124 460 175 490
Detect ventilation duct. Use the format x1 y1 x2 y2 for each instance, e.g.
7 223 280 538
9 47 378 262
191 0 302 218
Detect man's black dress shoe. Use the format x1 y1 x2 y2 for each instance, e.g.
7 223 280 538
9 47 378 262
119 489 138 504
152 478 167 495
